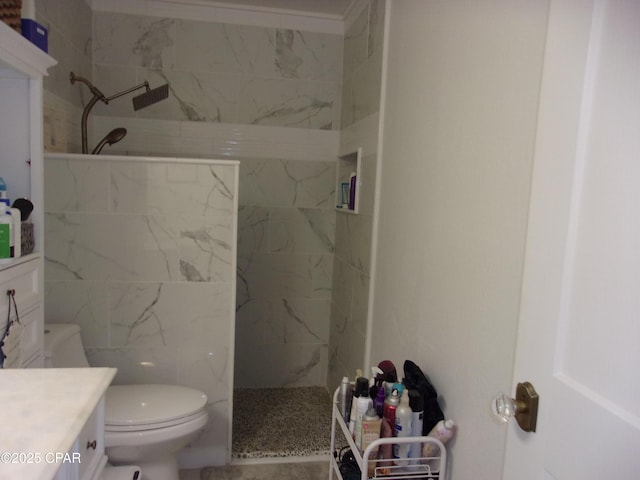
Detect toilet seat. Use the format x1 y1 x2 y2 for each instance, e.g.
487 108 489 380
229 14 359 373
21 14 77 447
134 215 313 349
105 384 208 432
104 409 209 448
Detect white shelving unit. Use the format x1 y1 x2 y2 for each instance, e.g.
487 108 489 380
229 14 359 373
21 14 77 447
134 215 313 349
335 147 362 214
0 20 56 367
329 387 447 480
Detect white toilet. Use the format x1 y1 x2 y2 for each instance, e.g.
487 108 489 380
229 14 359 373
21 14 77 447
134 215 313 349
44 323 209 480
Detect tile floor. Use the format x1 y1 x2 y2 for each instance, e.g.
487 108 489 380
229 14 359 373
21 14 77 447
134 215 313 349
179 461 330 479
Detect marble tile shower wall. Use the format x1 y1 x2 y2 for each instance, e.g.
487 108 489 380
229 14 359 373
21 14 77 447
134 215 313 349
35 0 92 110
84 8 343 388
234 158 336 387
36 0 385 393
328 0 385 390
35 0 92 153
341 0 384 129
43 154 239 465
91 11 343 130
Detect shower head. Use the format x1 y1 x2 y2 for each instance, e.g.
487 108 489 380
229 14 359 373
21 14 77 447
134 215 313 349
70 70 170 152
92 128 127 155
132 83 170 111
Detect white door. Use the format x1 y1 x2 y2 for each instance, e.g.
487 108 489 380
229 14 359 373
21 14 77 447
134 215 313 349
503 0 640 478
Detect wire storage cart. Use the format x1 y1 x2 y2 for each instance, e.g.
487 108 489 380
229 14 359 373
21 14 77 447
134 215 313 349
329 387 447 480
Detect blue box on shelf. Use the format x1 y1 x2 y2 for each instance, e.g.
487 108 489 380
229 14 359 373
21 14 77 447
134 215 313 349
21 18 48 53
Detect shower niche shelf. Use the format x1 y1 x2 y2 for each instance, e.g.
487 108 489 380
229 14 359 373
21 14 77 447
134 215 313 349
335 148 362 215
329 387 447 480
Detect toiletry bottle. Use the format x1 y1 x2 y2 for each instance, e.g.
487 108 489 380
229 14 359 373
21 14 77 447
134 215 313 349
369 366 383 397
393 388 412 464
383 387 400 434
338 376 352 424
348 171 357 210
392 382 404 396
373 384 386 418
0 178 8 206
0 204 12 264
408 390 424 465
377 359 398 397
360 406 381 476
423 419 456 463
348 372 365 434
354 377 372 449
348 386 360 435
6 207 20 258
376 417 394 476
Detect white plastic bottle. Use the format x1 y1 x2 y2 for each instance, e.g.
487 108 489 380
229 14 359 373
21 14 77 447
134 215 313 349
348 370 364 434
423 419 456 459
354 377 372 449
393 388 412 464
0 203 12 264
408 390 424 465
7 207 20 259
0 177 8 206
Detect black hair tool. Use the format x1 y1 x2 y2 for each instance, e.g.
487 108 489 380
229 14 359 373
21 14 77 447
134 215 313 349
11 198 33 221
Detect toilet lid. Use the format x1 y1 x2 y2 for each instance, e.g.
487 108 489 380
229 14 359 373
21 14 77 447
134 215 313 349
105 384 208 427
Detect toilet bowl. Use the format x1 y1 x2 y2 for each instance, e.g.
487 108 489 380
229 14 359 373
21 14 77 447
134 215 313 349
44 324 209 480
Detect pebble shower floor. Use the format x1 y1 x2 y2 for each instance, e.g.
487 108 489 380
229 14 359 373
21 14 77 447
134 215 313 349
232 386 333 459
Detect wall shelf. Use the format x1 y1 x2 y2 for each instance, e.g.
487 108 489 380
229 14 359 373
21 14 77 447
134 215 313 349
0 20 55 78
335 147 362 214
0 19 56 369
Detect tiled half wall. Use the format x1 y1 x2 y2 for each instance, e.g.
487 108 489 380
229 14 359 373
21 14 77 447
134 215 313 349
44 153 239 467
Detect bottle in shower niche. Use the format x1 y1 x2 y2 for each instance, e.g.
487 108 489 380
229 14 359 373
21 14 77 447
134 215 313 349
393 388 412 464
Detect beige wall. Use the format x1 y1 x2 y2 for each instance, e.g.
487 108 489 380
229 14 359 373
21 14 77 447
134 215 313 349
372 1 549 477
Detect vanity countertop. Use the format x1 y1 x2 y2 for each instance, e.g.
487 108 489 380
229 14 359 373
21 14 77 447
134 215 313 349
0 367 116 479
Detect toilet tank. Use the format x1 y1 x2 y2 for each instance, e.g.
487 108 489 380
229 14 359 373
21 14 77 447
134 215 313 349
44 323 91 368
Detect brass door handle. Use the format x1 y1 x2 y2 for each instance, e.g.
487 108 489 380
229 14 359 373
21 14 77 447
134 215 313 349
492 381 539 432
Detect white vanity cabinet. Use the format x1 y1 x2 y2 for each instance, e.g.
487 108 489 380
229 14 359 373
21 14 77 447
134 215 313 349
54 398 107 480
0 256 43 366
0 368 117 480
0 20 113 480
0 20 56 367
